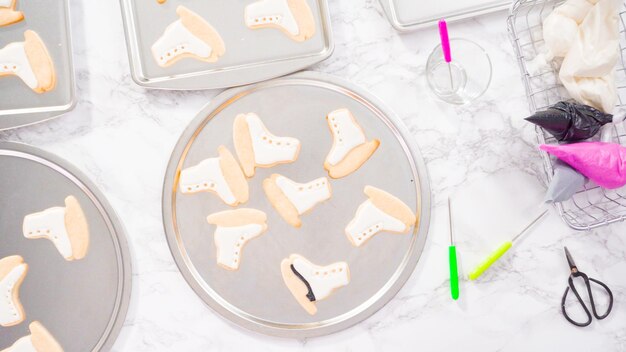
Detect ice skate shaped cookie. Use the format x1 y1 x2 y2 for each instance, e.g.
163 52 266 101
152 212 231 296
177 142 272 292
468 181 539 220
245 0 316 42
345 186 416 247
179 146 248 206
23 196 90 261
0 0 24 27
1 321 63 352
152 5 225 67
324 109 380 179
206 208 268 270
0 31 56 93
0 256 28 327
281 254 349 315
233 113 301 177
263 174 331 227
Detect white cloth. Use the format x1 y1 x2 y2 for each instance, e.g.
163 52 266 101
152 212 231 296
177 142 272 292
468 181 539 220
543 0 598 58
543 0 620 113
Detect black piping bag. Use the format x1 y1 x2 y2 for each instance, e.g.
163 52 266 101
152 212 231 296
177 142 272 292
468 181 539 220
526 101 613 142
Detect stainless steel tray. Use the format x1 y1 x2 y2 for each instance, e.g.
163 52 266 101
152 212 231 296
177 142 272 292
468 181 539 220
379 0 512 31
0 0 76 130
162 71 431 337
0 143 131 351
120 0 333 90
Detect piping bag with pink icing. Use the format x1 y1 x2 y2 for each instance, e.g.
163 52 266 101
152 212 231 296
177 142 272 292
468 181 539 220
540 142 626 189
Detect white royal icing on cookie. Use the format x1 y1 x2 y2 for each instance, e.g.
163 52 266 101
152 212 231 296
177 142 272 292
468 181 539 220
23 207 73 259
151 20 212 66
275 176 330 214
214 223 264 269
179 158 236 204
245 113 300 166
292 256 349 301
0 0 14 8
0 264 26 326
245 0 299 35
4 336 37 352
345 200 406 246
0 42 38 89
326 109 367 166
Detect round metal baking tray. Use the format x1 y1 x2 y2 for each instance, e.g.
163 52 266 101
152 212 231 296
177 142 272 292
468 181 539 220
163 71 430 338
0 142 132 351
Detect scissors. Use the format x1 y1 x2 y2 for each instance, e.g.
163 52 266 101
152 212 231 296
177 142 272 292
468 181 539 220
561 247 613 327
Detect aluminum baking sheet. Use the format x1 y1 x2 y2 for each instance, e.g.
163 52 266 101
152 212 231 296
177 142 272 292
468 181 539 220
0 143 131 351
379 0 512 31
0 0 76 130
120 0 333 90
162 71 431 337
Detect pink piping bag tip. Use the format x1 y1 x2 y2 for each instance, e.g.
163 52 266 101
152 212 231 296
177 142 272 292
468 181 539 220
539 144 552 151
438 19 452 63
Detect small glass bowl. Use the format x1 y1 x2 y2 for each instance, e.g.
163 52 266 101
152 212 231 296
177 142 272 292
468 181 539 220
426 38 492 105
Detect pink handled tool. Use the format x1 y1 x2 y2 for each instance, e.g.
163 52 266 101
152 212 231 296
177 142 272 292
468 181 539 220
439 19 452 63
438 19 453 89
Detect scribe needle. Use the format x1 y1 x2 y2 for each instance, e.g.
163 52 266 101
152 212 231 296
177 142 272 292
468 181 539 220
468 210 549 280
448 197 459 300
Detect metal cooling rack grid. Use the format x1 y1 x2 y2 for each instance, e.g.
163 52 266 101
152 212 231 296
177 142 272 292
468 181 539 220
508 0 626 229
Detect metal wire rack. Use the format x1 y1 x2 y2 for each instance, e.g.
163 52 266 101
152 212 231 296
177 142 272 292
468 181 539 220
507 0 626 230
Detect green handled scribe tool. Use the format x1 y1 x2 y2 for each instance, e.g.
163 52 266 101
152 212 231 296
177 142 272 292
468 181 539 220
448 198 459 300
468 209 548 281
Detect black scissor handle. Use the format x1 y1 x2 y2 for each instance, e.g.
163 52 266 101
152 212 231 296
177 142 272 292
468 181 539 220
561 271 613 327
561 273 592 327
588 277 613 320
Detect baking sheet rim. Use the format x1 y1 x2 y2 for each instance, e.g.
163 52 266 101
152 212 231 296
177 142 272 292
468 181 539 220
380 0 511 31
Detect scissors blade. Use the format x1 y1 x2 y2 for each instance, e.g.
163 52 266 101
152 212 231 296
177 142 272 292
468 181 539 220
564 247 577 271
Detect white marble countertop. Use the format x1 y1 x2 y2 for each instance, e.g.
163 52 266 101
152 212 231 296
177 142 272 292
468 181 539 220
2 0 625 351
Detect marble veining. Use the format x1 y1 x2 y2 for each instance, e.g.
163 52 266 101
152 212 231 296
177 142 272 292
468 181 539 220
0 0 625 351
